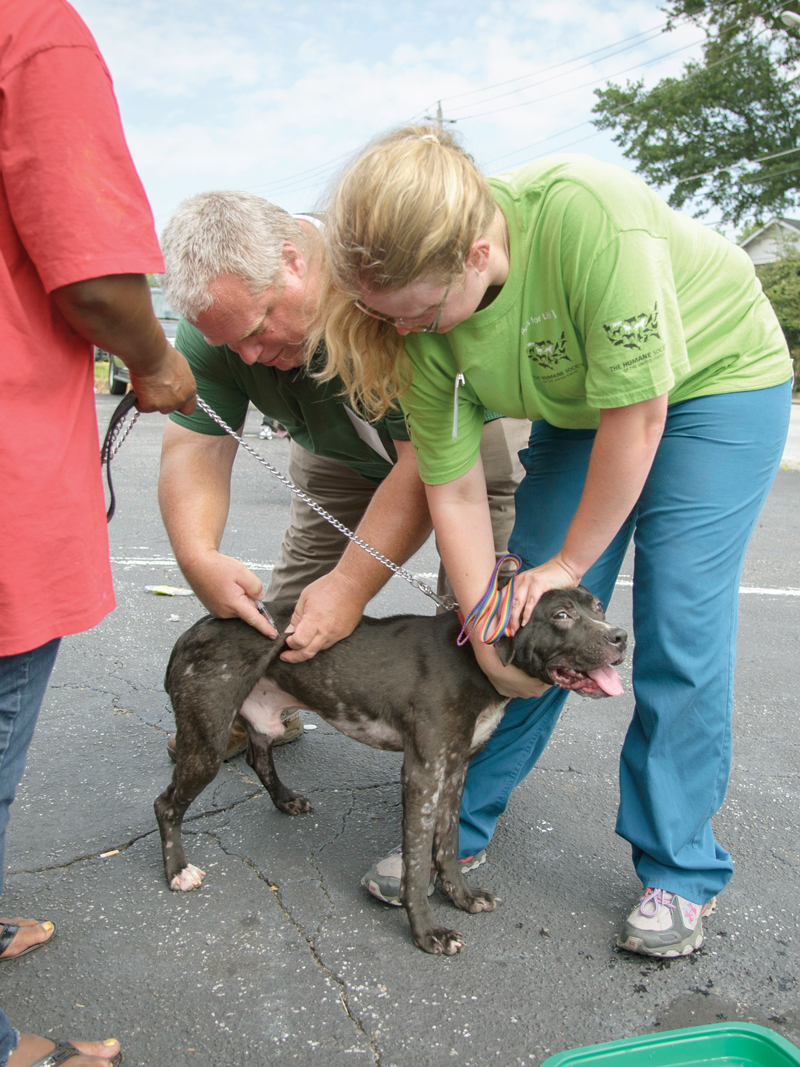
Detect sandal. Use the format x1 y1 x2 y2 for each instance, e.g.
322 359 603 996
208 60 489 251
0 921 56 961
25 1039 121 1067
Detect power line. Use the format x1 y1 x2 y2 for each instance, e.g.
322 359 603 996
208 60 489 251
675 145 800 185
257 12 707 199
485 23 775 170
452 35 704 122
413 0 745 119
446 30 675 117
247 2 783 203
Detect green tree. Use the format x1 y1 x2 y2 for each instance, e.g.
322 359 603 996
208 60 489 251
756 249 800 387
592 1 800 225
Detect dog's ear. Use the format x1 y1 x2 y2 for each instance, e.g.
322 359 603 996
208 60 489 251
494 634 515 666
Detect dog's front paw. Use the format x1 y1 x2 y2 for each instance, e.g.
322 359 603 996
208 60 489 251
276 793 313 815
415 926 466 955
456 887 500 914
169 863 205 892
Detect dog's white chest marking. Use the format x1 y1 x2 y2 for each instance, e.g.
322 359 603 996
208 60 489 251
239 678 310 737
470 700 509 753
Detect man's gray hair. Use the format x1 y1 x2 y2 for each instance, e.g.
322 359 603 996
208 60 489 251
160 191 304 320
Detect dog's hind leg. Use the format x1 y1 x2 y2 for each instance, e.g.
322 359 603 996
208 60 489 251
238 678 313 814
433 763 499 915
400 754 466 955
154 725 228 892
245 731 313 816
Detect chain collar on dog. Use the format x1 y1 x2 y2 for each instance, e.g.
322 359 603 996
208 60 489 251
456 553 522 646
101 391 456 612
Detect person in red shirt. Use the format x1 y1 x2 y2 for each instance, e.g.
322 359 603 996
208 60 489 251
0 2 196 1064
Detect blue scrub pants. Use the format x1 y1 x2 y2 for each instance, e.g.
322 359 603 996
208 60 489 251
0 638 61 1065
458 382 791 906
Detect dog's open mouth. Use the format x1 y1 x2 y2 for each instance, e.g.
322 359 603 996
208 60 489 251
548 664 624 696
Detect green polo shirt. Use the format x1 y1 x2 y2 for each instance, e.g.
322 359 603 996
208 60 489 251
170 320 404 483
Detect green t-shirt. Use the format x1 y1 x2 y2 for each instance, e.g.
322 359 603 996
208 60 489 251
400 154 792 484
170 320 404 483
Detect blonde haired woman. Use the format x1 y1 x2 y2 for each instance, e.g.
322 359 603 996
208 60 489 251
316 125 794 958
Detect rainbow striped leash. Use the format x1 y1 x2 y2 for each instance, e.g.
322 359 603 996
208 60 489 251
456 553 523 646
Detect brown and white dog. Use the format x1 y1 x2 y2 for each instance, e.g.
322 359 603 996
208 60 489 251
155 587 626 954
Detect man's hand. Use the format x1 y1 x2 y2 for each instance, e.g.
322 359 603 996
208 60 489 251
471 640 551 700
280 570 368 663
182 551 277 638
130 341 196 415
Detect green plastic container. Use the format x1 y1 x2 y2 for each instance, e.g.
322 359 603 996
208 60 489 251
541 1023 800 1066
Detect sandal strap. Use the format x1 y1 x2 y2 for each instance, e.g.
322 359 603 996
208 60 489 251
27 1040 81 1067
0 923 18 954
26 1038 121 1067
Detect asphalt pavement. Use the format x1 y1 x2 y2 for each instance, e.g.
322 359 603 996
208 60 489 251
2 396 798 1067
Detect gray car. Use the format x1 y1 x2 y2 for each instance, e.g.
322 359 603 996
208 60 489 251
98 287 179 395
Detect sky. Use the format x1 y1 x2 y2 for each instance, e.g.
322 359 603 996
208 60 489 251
69 0 712 236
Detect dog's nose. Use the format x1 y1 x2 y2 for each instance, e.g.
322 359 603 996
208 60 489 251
605 626 627 650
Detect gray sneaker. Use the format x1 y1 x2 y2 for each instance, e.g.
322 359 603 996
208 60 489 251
361 845 487 906
617 887 717 957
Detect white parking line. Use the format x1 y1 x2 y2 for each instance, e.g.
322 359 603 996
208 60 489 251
614 578 800 596
111 558 800 597
111 557 275 570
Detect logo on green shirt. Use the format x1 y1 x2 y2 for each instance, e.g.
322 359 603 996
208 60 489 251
603 303 661 351
527 332 570 370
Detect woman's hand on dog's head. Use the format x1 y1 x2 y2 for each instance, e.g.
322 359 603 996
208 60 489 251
510 555 581 631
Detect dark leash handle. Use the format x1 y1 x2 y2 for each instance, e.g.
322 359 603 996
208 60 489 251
101 390 139 522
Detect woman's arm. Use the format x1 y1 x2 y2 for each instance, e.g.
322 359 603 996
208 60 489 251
426 460 549 699
510 393 669 628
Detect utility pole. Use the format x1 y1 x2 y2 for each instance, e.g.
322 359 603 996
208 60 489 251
424 100 456 133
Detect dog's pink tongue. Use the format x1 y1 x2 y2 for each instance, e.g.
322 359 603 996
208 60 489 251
587 665 624 696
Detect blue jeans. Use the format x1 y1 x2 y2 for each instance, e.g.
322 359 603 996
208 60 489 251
0 638 61 1066
458 382 791 905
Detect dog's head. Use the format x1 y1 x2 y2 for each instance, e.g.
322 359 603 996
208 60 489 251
495 586 627 699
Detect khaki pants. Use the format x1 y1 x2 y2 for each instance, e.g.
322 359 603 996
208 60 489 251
266 417 530 604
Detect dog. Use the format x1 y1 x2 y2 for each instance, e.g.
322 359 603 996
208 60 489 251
155 587 626 955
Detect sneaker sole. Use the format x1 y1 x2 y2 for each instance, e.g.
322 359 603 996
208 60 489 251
617 927 704 957
617 896 717 958
361 850 487 907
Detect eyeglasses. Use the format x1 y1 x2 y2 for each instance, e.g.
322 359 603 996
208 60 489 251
354 283 451 333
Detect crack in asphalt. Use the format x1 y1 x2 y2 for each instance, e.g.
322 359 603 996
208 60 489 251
305 790 359 942
204 828 384 1067
7 773 402 880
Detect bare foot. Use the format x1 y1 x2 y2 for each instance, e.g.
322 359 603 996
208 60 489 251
8 1035 120 1066
0 919 55 959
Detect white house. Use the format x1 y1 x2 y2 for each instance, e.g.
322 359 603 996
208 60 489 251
739 217 800 264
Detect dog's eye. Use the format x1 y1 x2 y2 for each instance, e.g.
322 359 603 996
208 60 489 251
593 600 604 613
554 611 570 620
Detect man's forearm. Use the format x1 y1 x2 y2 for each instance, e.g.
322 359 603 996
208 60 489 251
158 425 236 569
54 273 170 372
53 273 196 414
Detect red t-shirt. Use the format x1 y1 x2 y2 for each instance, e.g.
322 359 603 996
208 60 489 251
0 0 165 656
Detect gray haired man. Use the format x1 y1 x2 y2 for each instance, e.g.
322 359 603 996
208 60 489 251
158 191 528 753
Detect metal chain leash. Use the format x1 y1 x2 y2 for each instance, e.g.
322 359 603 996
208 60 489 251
194 397 457 612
